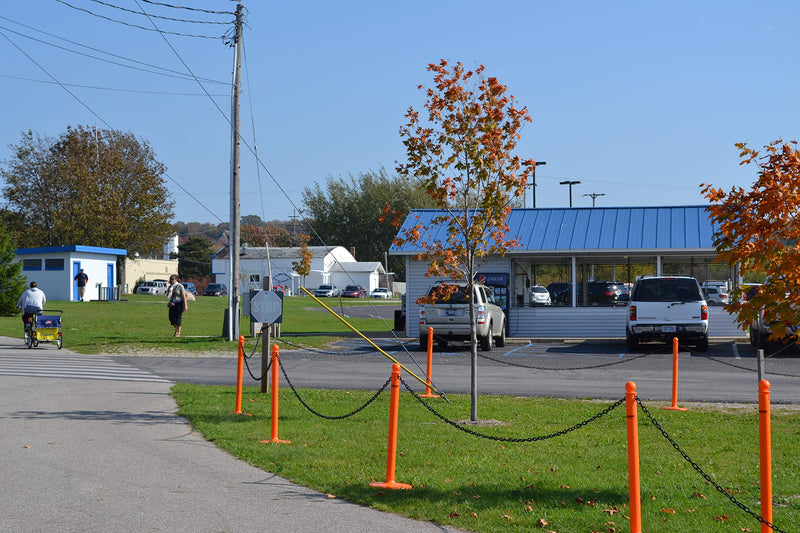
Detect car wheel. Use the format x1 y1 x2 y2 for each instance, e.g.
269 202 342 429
696 335 709 352
480 323 493 351
419 336 429 350
495 322 506 347
626 333 639 351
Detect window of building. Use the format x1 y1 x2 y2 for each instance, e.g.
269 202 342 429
23 259 42 271
45 258 65 270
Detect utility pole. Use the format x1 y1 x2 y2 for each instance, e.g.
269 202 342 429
582 192 606 207
227 3 243 341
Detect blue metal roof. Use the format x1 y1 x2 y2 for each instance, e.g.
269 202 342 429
390 206 717 254
15 245 127 256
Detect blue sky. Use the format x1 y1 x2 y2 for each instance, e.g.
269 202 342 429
1 1 798 225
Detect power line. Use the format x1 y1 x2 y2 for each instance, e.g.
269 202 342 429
0 17 228 84
88 0 234 24
0 74 229 96
139 0 235 15
55 0 227 39
0 28 224 224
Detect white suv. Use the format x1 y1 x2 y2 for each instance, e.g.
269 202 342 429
626 276 709 351
418 282 506 350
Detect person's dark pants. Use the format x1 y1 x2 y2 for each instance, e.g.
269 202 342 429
169 305 185 327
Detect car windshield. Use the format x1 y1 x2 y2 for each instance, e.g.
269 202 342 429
208 284 223 290
634 279 703 302
532 287 547 294
428 285 470 304
345 286 359 291
143 282 156 286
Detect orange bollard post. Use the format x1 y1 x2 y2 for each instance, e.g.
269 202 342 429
625 381 642 533
234 336 245 414
759 379 772 533
370 363 412 490
664 337 687 411
420 327 439 398
260 344 290 444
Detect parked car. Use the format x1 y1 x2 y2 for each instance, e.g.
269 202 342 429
626 276 709 351
203 283 227 296
418 281 506 350
584 281 628 306
182 282 197 296
748 278 799 354
529 285 552 306
135 280 168 296
546 282 572 306
314 284 339 297
370 287 392 299
341 285 366 298
702 285 729 305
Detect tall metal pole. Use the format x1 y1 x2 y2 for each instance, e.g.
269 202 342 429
532 161 546 208
228 3 243 341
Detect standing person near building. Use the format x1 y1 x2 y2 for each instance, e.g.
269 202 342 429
73 268 88 301
166 275 188 337
16 281 47 330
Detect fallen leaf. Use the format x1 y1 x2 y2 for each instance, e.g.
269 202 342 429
662 508 675 514
603 506 619 515
691 491 707 499
502 514 513 521
559 484 571 489
326 494 336 499
444 478 453 484
575 497 585 504
535 518 548 527
449 512 459 518
471 512 478 518
23 445 30 449
714 515 730 521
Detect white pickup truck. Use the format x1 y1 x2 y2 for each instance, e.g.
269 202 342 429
418 281 506 350
626 276 709 351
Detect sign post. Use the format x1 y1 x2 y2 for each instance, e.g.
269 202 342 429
250 289 283 392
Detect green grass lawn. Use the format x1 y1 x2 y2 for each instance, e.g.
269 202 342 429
172 384 800 533
0 293 398 354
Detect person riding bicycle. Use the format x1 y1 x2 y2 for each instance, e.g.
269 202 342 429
17 281 47 330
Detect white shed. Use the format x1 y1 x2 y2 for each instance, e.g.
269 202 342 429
15 245 127 302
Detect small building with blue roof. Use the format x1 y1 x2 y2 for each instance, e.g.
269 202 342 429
15 245 127 302
391 206 742 339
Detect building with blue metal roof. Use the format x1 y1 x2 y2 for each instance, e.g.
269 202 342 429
391 206 742 339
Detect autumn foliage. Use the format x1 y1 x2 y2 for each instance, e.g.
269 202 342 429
702 139 800 339
393 60 535 299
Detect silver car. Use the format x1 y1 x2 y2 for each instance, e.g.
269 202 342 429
418 282 506 350
135 281 168 295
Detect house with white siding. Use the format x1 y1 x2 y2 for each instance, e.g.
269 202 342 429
211 245 386 295
391 206 744 339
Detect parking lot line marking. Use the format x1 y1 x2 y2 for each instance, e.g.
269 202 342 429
732 342 741 359
502 344 533 356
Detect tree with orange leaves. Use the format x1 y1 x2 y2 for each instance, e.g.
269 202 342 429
702 139 800 345
393 60 536 420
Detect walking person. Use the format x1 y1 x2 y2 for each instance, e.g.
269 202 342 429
16 281 47 330
166 275 188 337
73 268 88 301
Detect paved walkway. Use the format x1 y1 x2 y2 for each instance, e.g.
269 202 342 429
0 337 458 532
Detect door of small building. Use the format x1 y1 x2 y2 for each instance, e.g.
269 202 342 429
107 263 114 292
72 261 81 301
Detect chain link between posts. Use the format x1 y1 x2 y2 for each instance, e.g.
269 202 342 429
401 377 625 442
277 356 391 419
636 398 786 533
476 348 659 371
679 342 800 379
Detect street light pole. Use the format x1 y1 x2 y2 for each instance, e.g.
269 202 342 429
531 161 546 208
582 192 606 207
559 180 581 207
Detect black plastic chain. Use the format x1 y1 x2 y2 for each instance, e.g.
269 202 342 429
242 351 269 381
277 356 391 419
278 338 381 356
636 398 786 533
401 377 624 442
476 348 659 371
679 342 800 379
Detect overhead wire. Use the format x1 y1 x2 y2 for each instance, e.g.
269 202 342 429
138 0 235 15
55 0 226 39
0 73 228 96
88 0 234 24
0 27 225 223
0 18 228 84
